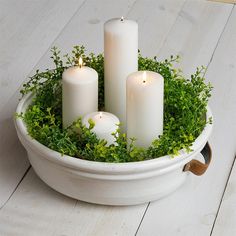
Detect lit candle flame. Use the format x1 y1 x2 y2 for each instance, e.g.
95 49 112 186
78 57 83 68
99 112 103 119
143 71 147 83
121 16 124 22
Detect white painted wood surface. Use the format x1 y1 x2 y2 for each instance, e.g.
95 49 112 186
207 7 236 236
0 0 235 235
137 2 236 236
0 0 85 209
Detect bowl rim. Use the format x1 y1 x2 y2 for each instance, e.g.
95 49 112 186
15 92 213 174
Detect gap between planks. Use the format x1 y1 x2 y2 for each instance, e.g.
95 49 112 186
210 155 236 235
209 0 236 4
0 0 87 208
135 1 235 235
206 5 235 69
0 0 87 209
207 6 235 234
0 166 31 211
2 1 234 235
133 1 188 233
135 3 234 235
0 1 187 236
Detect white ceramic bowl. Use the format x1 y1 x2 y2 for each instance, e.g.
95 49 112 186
15 93 213 205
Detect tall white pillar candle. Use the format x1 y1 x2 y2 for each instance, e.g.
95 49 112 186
82 112 120 145
127 71 164 148
62 58 98 128
104 17 138 131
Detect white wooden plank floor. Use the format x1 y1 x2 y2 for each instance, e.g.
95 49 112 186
0 0 235 235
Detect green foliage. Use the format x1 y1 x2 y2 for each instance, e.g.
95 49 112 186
18 46 212 162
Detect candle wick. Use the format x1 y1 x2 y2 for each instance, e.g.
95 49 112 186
99 112 103 119
143 71 147 84
78 57 83 68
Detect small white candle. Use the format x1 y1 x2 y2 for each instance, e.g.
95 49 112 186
104 17 138 131
62 58 98 128
126 71 164 148
82 112 120 145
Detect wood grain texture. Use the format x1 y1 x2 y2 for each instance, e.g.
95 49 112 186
0 0 187 235
209 0 236 4
0 169 147 236
0 0 85 111
157 0 233 76
137 1 235 236
212 159 236 236
0 0 85 208
1 0 236 235
206 7 236 236
0 1 144 236
128 0 186 57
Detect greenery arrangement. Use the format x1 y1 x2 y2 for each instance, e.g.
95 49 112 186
18 46 212 163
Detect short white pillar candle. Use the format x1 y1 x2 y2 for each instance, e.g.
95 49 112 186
104 17 138 131
82 112 120 145
62 58 98 128
126 71 164 148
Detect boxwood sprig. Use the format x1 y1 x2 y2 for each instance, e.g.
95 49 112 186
18 46 212 162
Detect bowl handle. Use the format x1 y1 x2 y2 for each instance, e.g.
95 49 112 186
183 142 212 176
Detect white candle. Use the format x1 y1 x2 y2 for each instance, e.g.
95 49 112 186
82 112 120 145
126 71 164 148
104 17 138 131
62 58 98 128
